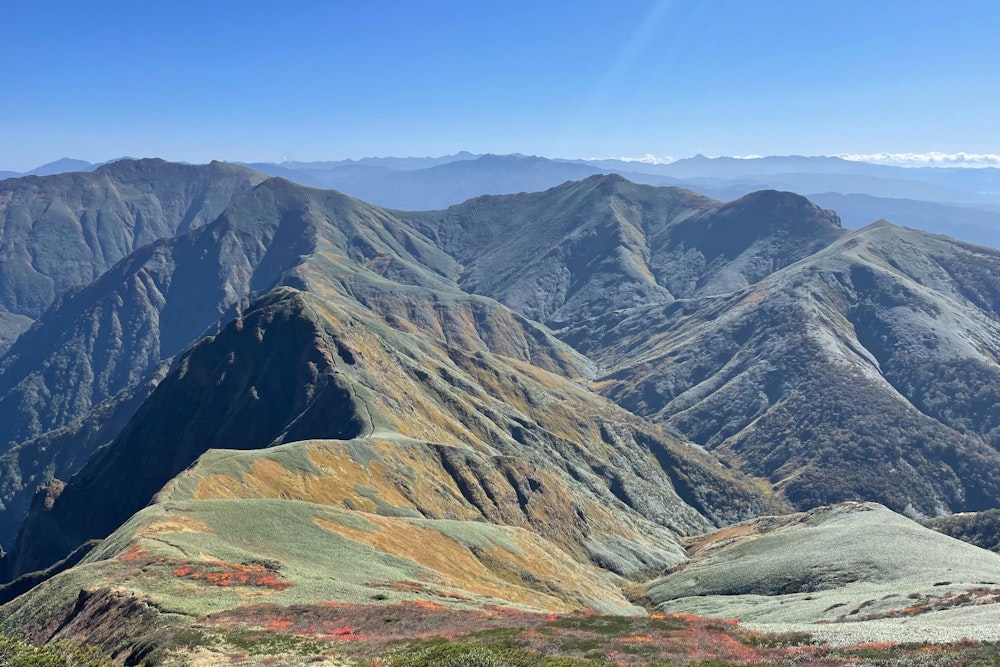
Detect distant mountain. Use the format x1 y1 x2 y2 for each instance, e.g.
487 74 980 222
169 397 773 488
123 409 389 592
25 158 95 176
245 153 609 209
808 192 1000 248
658 154 895 178
277 150 479 171
0 158 97 180
235 152 483 193
238 153 1000 249
592 154 1000 203
679 171 975 203
0 159 265 350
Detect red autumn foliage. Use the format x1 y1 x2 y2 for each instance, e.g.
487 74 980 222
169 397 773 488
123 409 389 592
409 600 444 611
192 601 990 665
171 560 293 590
119 544 149 562
668 612 702 622
265 619 294 632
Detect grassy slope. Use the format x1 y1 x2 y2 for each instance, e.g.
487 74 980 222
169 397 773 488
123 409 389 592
2 175 785 657
0 494 642 661
574 222 1000 515
646 502 1000 644
8 174 1000 661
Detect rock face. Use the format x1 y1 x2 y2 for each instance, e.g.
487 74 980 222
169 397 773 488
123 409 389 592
3 164 1000 655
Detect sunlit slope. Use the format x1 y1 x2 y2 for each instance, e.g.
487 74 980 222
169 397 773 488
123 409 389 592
564 222 1000 514
9 279 776 580
8 184 782 580
405 176 843 326
1 493 644 660
646 502 1000 643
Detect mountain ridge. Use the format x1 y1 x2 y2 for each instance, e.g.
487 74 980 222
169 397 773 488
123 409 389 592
3 162 1000 659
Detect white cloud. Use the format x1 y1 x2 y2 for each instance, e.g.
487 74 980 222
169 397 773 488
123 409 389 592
836 152 1000 168
587 153 675 164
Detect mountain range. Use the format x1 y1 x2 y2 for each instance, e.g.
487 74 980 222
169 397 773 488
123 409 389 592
9 152 1000 250
1 160 1000 663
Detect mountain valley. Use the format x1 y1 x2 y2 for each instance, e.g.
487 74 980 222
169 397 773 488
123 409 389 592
1 161 1000 664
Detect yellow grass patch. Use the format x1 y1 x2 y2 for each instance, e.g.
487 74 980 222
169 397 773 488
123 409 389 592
191 440 480 522
314 513 575 611
139 516 213 536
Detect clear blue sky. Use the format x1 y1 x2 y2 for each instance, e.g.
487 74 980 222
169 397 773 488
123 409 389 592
2 0 998 170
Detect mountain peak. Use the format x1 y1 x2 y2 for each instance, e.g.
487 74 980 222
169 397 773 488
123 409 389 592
25 158 94 176
575 172 629 188
722 189 842 230
863 218 895 229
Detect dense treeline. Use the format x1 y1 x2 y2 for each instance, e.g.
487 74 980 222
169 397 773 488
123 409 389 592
924 509 1000 553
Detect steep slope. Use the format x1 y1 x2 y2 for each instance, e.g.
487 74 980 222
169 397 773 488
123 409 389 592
0 159 265 351
3 289 365 577
567 222 1000 514
406 176 1000 514
4 173 780 582
0 179 312 548
7 277 777 581
0 175 461 551
925 509 1000 553
407 176 842 327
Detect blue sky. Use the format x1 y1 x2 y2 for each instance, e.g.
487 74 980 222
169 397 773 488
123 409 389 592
2 1 998 170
